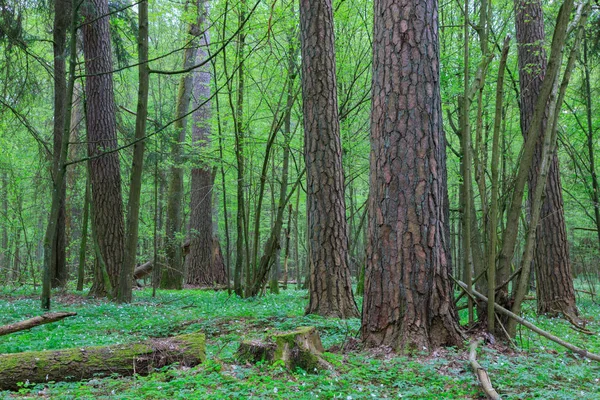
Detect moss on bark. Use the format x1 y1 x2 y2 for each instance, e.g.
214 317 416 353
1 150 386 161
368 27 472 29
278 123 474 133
0 333 205 391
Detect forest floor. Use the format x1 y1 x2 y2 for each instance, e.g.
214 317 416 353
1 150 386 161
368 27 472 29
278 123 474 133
0 282 599 399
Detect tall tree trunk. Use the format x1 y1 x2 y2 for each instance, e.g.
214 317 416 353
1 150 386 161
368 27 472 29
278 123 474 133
515 0 577 317
186 0 226 286
50 0 71 288
362 0 463 351
0 173 8 271
82 0 126 296
119 0 149 302
299 0 358 318
583 36 600 248
161 9 200 290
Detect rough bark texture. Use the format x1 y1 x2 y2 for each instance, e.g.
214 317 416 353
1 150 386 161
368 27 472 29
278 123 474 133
299 0 358 319
515 0 577 316
82 0 126 296
186 12 226 287
50 0 71 288
361 0 462 351
0 333 205 391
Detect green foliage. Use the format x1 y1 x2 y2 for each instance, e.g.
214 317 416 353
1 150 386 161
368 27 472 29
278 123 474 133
1 287 599 399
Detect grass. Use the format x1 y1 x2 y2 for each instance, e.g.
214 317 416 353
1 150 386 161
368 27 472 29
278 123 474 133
0 284 599 399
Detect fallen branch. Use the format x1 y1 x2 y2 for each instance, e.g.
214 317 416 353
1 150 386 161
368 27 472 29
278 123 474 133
0 332 205 391
0 312 77 337
456 280 600 362
469 339 501 400
133 261 153 280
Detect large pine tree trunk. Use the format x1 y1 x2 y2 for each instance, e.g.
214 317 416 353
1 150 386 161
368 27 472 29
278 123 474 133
299 0 358 319
515 0 577 317
82 0 126 296
186 2 226 287
361 0 462 351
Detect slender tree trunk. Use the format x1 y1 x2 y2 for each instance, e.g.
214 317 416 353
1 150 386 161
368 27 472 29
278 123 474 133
515 0 577 317
77 177 90 291
0 173 8 270
42 0 78 308
487 36 511 332
362 0 462 351
583 37 600 247
119 0 149 302
186 1 226 286
82 0 126 297
461 0 474 325
50 0 71 288
300 0 358 318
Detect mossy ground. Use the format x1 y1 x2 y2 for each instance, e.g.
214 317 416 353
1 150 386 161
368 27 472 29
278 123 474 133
0 282 599 399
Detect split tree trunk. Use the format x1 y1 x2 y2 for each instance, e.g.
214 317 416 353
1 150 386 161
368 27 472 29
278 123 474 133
50 0 71 288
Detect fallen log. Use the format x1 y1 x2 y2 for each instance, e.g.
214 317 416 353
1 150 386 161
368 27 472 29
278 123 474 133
0 312 77 337
237 326 332 372
0 332 205 391
456 280 600 362
469 339 501 400
133 261 153 280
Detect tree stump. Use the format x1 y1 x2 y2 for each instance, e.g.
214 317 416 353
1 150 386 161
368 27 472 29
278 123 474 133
236 326 332 372
0 333 205 391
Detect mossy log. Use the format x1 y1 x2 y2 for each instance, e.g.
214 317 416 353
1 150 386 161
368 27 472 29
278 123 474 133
236 326 332 372
0 332 205 391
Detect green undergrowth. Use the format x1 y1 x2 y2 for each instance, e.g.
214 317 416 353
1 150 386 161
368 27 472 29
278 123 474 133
0 284 599 399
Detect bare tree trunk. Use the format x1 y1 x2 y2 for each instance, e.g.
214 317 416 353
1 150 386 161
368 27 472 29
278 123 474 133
582 36 600 248
161 6 200 289
515 0 577 317
487 36 511 332
50 0 71 288
362 0 462 350
186 0 226 286
82 0 126 297
300 0 358 318
119 0 149 302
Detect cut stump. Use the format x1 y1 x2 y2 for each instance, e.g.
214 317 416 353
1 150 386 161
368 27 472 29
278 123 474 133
236 326 332 372
0 332 205 391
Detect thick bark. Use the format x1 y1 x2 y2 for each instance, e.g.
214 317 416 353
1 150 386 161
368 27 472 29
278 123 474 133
50 0 71 288
515 0 577 316
0 333 205 391
300 0 358 318
82 0 126 296
361 0 462 351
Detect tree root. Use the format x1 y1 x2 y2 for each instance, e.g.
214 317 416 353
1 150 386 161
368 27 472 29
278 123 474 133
469 339 501 400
